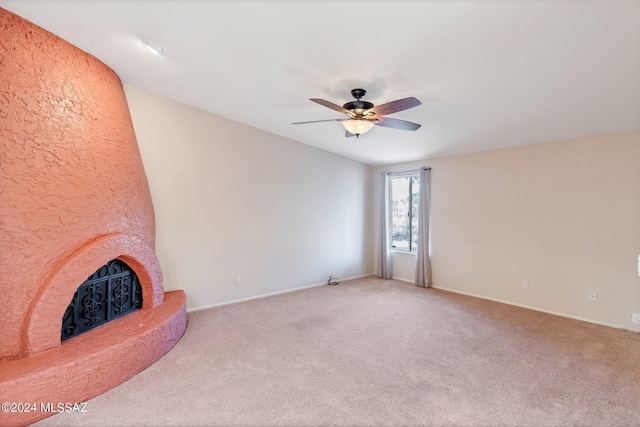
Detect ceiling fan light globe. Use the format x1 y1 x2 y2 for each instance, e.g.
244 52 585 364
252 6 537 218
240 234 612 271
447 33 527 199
342 119 374 137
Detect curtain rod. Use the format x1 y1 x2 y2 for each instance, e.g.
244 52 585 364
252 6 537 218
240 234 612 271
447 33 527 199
381 167 431 175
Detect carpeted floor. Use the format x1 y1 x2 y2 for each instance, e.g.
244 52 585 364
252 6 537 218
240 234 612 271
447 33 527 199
35 276 640 426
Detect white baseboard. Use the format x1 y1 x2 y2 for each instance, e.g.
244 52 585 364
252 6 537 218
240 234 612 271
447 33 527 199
187 273 374 313
392 276 414 284
432 285 639 333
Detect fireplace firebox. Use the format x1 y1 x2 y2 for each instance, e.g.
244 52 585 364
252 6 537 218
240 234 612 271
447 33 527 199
61 259 143 341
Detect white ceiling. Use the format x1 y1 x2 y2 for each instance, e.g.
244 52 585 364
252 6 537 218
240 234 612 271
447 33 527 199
2 0 639 166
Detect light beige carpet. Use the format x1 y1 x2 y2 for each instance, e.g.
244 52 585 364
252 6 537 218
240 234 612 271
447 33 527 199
35 277 640 426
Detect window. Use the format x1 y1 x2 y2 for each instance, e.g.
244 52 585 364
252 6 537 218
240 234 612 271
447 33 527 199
391 174 419 252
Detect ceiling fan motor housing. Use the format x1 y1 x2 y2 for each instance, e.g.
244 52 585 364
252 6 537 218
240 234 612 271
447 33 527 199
344 89 373 114
343 100 374 112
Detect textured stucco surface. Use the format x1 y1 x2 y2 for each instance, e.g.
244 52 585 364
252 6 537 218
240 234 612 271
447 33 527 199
0 8 156 358
26 233 165 355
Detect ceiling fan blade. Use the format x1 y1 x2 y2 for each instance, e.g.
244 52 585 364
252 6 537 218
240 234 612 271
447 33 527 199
366 97 421 117
292 118 345 125
345 130 355 138
374 117 421 131
310 98 352 115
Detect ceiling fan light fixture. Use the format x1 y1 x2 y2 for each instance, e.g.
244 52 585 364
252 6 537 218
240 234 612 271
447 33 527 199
342 119 374 137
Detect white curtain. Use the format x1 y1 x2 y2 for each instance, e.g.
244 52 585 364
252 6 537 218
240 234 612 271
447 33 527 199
378 172 393 279
415 167 432 287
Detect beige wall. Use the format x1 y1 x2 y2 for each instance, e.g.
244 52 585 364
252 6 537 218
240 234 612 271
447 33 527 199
124 85 373 310
374 131 640 331
122 82 640 330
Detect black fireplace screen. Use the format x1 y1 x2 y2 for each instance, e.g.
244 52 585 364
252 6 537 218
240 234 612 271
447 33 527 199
61 259 143 341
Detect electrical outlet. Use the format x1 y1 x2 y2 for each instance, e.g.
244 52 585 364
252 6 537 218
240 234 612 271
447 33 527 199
521 280 528 289
632 313 640 325
588 291 597 301
235 274 242 284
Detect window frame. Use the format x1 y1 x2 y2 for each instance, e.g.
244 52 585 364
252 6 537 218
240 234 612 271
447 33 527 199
389 172 420 253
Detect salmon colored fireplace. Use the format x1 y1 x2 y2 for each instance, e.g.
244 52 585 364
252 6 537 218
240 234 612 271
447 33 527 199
0 9 187 426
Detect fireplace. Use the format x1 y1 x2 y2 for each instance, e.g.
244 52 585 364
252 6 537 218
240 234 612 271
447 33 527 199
0 8 187 427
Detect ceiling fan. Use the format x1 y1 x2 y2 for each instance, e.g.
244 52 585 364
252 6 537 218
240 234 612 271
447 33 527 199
292 88 421 138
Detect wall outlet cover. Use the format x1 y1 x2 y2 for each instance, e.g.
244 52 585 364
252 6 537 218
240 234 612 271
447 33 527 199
632 313 640 325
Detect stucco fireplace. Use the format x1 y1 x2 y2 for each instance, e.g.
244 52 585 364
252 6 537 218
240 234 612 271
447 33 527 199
0 8 187 426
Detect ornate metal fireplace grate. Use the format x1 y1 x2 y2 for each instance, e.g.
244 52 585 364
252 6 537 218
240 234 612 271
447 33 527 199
61 259 142 341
